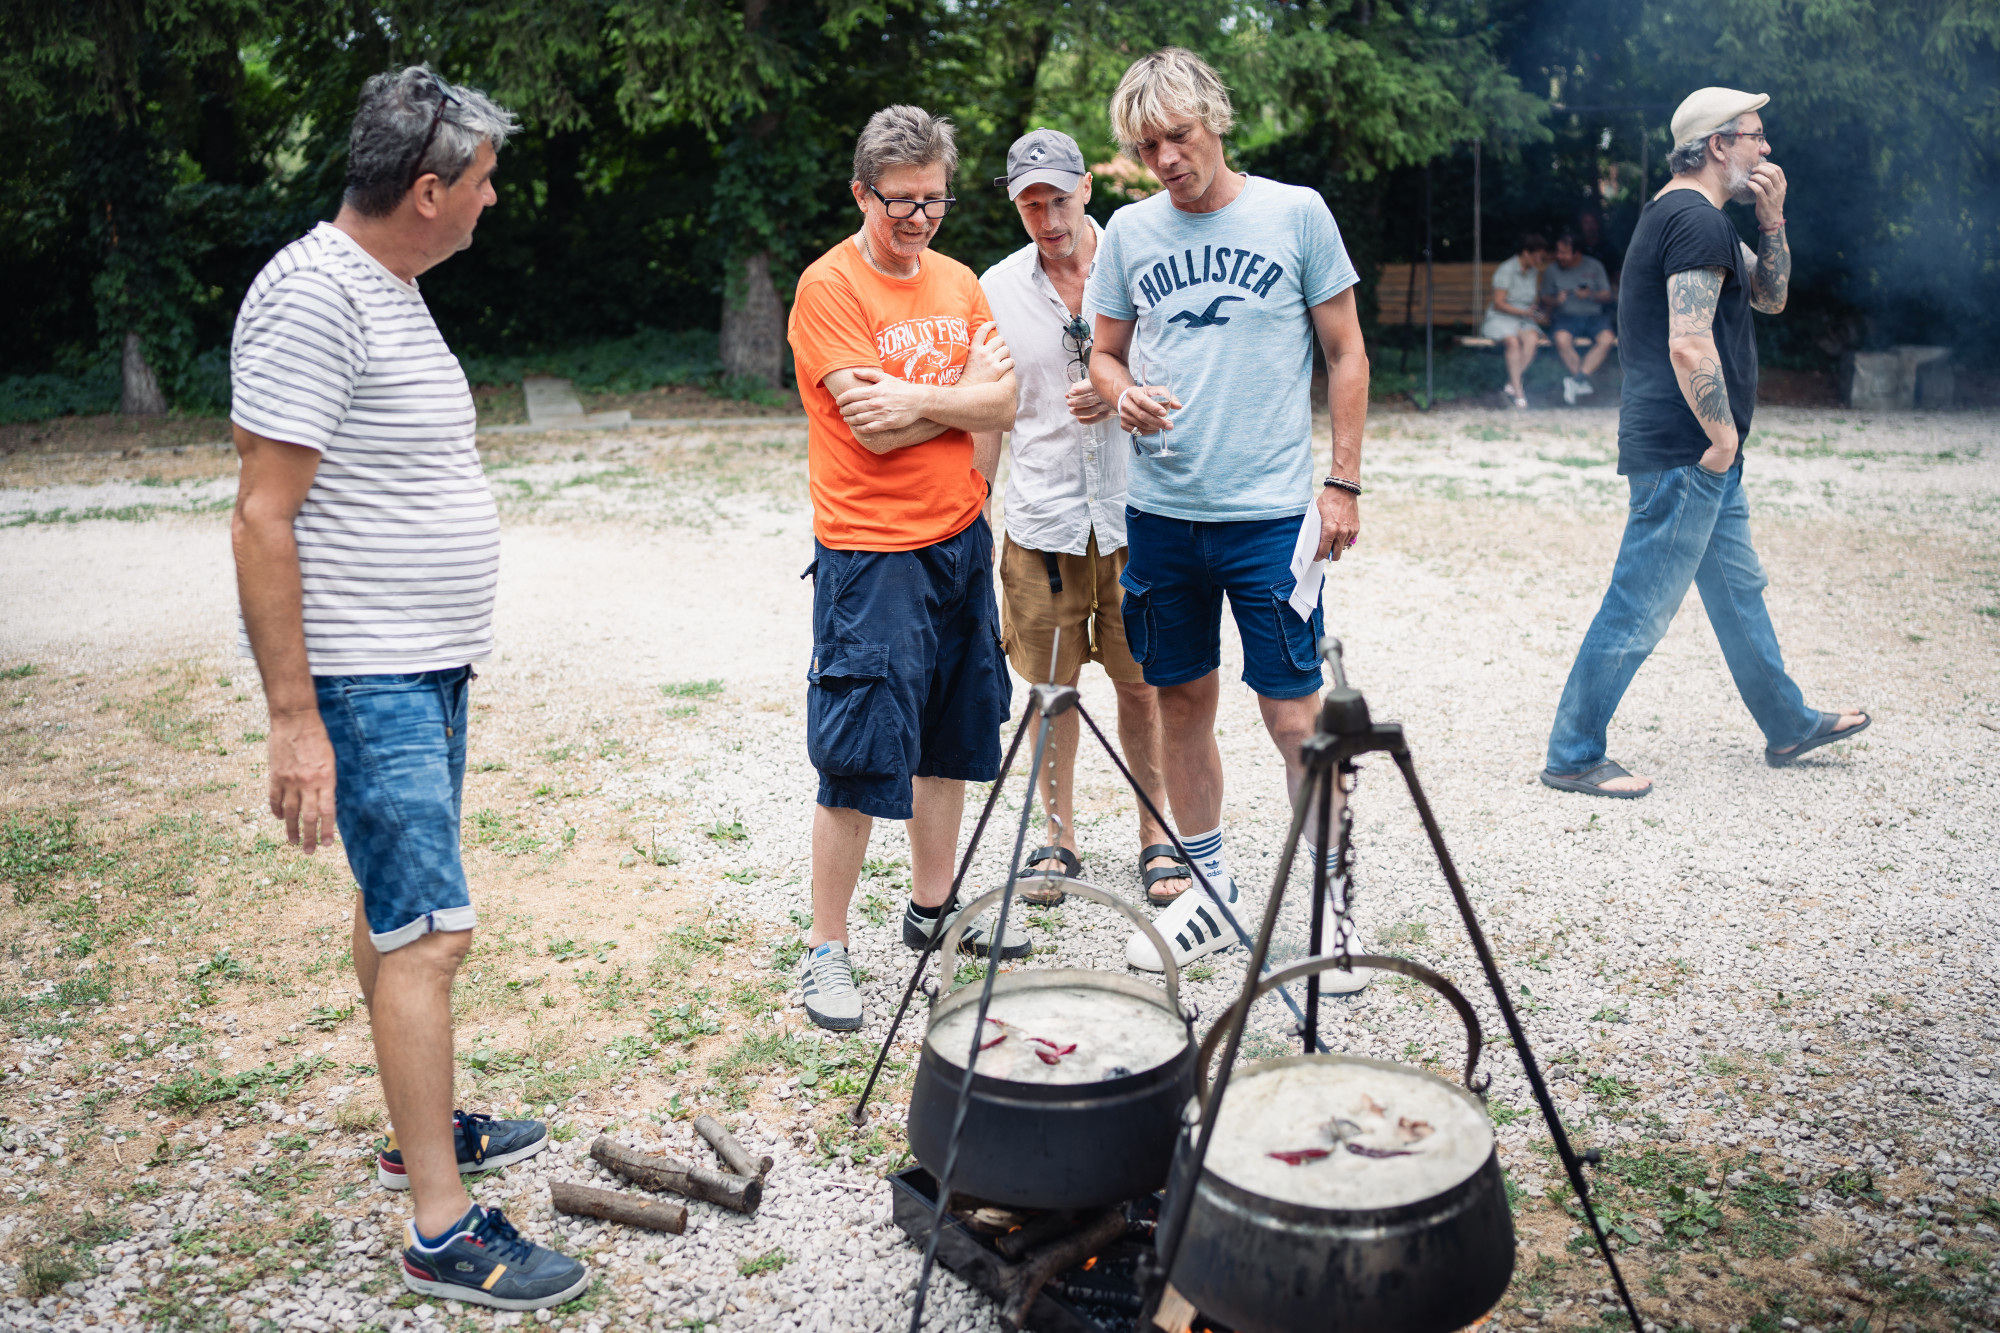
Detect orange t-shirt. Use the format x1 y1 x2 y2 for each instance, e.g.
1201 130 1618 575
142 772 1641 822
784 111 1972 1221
788 238 993 552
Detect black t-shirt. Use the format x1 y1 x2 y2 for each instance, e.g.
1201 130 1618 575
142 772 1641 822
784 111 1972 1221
1616 190 1756 474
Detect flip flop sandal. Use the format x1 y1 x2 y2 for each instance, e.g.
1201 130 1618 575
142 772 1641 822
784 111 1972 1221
1538 759 1652 799
1139 843 1194 905
1014 846 1081 905
1766 710 1870 767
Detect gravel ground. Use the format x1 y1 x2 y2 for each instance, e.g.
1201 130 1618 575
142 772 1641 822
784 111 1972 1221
1 406 1997 1333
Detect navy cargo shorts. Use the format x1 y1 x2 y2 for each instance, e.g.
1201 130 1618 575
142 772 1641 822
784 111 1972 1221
803 515 1012 821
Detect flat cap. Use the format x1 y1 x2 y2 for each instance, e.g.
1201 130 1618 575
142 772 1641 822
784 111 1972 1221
1672 87 1770 147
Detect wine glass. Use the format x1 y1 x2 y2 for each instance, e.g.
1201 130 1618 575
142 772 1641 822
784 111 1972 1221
1136 357 1180 458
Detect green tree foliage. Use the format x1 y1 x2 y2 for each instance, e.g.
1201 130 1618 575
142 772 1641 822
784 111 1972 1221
19 0 1991 416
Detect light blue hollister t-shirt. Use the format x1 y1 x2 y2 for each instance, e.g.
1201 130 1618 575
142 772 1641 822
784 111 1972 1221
1083 175 1358 522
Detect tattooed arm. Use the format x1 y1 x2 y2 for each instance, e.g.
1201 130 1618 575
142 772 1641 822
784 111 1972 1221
1666 266 1740 471
1743 228 1791 313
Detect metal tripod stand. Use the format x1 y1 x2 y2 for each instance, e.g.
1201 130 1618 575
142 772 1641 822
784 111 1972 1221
848 659 1347 1332
1135 639 1646 1333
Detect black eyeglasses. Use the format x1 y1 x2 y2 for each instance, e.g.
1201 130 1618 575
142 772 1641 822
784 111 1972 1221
867 185 956 220
1061 315 1092 380
407 71 463 191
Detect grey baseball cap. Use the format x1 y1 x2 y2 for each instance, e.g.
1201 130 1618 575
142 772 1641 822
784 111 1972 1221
994 128 1088 199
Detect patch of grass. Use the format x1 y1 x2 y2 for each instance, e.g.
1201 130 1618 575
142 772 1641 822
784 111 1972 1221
660 679 725 700
703 818 749 843
737 1248 788 1277
1585 1073 1638 1103
1489 1100 1527 1126
303 1003 354 1031
771 937 806 971
467 808 547 857
2 809 80 903
648 1001 722 1046
1825 1168 1884 1202
131 668 218 751
145 1054 335 1113
19 1243 85 1298
859 892 890 926
1 662 39 680
1590 1005 1629 1023
1378 920 1431 952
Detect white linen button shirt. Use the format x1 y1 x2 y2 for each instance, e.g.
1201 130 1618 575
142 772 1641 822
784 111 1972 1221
979 218 1128 557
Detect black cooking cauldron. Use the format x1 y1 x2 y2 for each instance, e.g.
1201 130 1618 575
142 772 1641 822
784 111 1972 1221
1168 955 1515 1333
905 881 1197 1210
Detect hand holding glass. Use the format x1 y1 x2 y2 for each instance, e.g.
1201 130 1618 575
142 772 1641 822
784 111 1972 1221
1133 358 1182 458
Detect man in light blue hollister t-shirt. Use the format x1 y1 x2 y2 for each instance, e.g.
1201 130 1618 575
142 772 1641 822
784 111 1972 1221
1085 47 1373 979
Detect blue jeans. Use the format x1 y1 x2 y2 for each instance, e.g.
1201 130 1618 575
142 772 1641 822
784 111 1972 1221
316 667 477 951
1546 463 1819 773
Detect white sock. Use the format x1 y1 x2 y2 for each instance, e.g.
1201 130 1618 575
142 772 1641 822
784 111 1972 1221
1179 827 1231 897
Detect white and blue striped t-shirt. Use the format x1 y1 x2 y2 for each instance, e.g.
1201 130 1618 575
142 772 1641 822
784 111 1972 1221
231 222 499 675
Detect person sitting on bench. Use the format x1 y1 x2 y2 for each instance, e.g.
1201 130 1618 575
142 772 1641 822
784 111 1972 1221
1482 233 1550 409
1542 232 1619 405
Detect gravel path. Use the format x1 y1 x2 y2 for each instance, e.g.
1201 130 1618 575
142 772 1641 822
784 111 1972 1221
2 406 1997 1333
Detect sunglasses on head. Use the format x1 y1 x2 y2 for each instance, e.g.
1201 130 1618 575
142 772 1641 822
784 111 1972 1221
407 70 463 191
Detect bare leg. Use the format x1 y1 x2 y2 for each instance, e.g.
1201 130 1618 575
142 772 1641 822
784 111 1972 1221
1555 330 1583 376
906 776 965 910
1155 673 1223 836
1112 679 1173 860
362 925 474 1236
1255 692 1321 805
1503 335 1529 396
809 804 871 947
1582 334 1615 377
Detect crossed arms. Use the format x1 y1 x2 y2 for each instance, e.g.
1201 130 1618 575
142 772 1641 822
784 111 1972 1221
823 322 1017 454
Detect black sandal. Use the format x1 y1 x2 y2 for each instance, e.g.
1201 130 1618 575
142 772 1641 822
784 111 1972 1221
1140 843 1193 904
1014 846 1081 905
1767 710 1870 767
1538 759 1652 799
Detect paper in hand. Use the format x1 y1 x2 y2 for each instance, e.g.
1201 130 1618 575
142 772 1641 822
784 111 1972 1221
1289 507 1326 623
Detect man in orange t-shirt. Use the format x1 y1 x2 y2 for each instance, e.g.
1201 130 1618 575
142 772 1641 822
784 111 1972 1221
785 105 1025 1032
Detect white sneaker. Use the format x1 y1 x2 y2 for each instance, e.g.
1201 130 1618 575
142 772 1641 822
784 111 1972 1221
1317 919 1373 995
1561 376 1579 406
1575 377 1596 397
800 942 862 1031
1127 878 1241 972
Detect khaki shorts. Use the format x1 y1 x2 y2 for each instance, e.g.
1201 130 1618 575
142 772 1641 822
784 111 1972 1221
999 532 1145 686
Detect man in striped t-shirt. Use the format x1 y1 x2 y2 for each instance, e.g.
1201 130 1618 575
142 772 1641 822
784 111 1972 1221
231 67 587 1312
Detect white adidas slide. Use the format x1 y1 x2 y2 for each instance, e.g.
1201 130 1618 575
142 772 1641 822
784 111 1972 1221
1127 877 1241 972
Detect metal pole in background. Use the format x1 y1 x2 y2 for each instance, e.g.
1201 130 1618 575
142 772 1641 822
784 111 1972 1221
1472 139 1482 328
1422 162 1434 411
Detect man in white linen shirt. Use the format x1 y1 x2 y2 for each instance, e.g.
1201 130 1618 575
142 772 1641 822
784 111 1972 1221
974 129 1184 909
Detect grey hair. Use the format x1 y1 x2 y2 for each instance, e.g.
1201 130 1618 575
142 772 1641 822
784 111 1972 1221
851 105 958 190
344 66 520 217
1666 114 1742 176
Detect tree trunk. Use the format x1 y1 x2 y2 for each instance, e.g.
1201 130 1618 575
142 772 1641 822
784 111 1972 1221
121 331 166 415
719 251 785 390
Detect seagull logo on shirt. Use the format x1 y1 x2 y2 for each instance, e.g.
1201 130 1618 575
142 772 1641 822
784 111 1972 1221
1167 295 1244 329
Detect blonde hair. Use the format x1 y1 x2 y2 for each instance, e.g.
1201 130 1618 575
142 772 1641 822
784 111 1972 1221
1110 48 1234 151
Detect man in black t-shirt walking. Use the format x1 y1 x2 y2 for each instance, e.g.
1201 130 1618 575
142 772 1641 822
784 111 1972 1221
1541 87 1869 798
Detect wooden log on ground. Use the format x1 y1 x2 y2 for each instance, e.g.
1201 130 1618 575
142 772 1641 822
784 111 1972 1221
589 1136 763 1214
694 1114 772 1179
549 1180 687 1234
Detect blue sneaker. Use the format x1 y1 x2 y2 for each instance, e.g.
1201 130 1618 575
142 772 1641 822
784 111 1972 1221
377 1111 548 1190
401 1205 590 1311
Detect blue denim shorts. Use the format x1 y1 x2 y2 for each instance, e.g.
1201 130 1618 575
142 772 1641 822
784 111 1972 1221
804 516 1012 821
316 667 477 952
1119 508 1325 699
